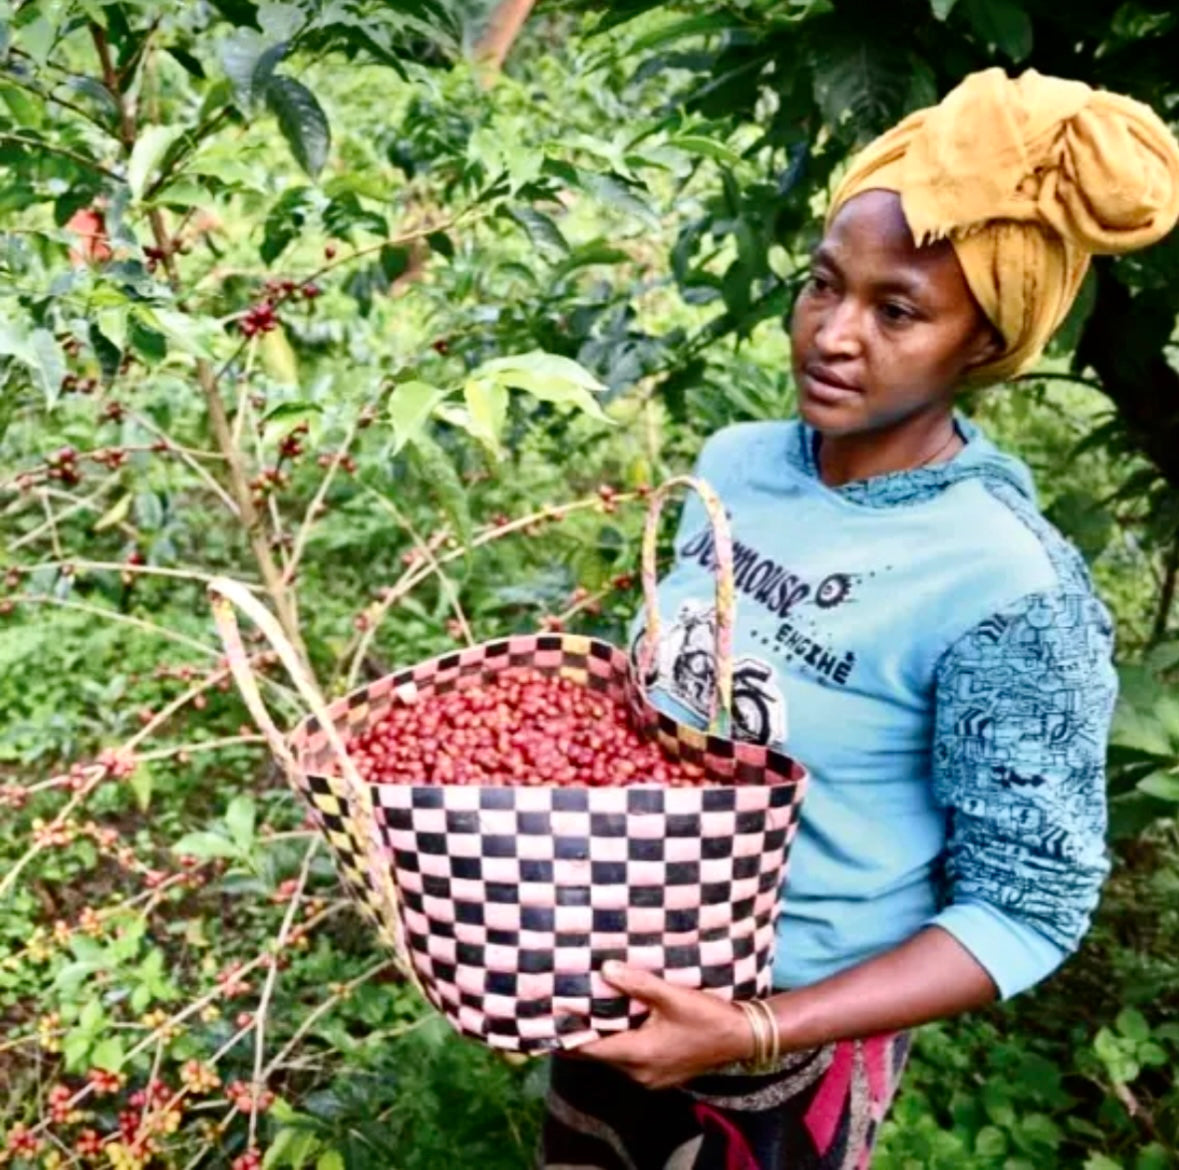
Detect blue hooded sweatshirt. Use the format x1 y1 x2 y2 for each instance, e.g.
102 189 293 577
634 416 1116 999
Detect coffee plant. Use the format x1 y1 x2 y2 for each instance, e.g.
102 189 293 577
1 1 1178 1168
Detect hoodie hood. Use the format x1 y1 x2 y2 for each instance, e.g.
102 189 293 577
792 413 1036 509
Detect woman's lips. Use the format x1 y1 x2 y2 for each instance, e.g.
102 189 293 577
801 367 862 405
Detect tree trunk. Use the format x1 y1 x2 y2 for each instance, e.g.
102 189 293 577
1075 258 1179 491
474 0 537 74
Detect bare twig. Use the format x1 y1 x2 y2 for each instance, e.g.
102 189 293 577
363 487 474 646
248 838 319 1149
127 410 241 517
281 414 366 587
6 593 221 658
344 491 640 687
0 133 119 178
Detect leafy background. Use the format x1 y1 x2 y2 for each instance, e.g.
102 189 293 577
1 1 1178 1168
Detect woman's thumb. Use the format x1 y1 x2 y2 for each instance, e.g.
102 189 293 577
601 961 670 1004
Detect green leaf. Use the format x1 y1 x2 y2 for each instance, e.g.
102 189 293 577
930 0 959 17
171 831 241 861
0 322 65 406
1016 1113 1062 1149
1116 1007 1151 1041
667 134 744 167
129 316 167 364
388 380 445 453
63 1033 92 1072
127 125 184 201
129 760 153 812
504 206 568 259
134 306 215 360
1083 1158 1123 1170
258 2 303 39
316 1152 344 1170
90 1036 124 1072
963 0 1033 61
462 377 509 454
405 435 472 546
575 169 658 228
219 29 270 105
262 401 323 439
974 1126 1007 1157
627 12 741 53
263 1127 297 1170
812 35 914 140
478 351 605 391
79 998 105 1032
1136 770 1179 802
265 76 331 178
226 794 256 850
1137 1041 1168 1067
261 186 312 264
426 231 454 260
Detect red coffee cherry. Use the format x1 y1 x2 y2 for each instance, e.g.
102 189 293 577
340 668 707 789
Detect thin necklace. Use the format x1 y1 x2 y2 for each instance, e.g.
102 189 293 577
818 424 962 483
911 426 961 470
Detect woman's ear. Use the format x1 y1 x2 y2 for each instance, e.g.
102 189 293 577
963 320 1004 373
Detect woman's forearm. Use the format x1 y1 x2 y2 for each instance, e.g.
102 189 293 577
768 926 997 1052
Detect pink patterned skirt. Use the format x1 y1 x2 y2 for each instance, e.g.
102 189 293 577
540 1033 910 1169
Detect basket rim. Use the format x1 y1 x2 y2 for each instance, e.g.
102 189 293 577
288 630 808 786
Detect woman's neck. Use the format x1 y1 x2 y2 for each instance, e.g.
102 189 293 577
816 413 963 488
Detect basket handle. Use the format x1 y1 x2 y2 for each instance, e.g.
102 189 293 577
207 577 407 962
637 476 735 737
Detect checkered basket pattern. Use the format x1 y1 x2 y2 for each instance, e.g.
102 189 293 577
209 476 809 1055
286 632 805 1052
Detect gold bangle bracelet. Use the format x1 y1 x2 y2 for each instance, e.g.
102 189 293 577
737 1000 771 1071
751 998 780 1069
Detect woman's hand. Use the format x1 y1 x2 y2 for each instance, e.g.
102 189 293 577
576 962 754 1090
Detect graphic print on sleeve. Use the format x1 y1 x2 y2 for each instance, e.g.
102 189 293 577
933 590 1116 946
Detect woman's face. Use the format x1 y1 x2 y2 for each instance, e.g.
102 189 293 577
790 190 1000 437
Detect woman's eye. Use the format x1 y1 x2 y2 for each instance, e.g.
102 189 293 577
879 301 916 324
805 271 834 294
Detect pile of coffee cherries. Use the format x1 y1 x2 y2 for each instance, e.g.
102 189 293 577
343 669 711 788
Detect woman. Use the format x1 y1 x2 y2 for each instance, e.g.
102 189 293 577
540 69 1179 1169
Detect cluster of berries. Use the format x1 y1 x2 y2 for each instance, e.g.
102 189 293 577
344 669 710 788
239 301 279 338
46 446 81 487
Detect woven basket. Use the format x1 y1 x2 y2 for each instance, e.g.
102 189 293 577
210 477 808 1054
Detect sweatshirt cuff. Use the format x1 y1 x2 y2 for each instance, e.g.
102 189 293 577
928 900 1069 1000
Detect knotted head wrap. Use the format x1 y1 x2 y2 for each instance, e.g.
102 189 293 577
827 68 1179 383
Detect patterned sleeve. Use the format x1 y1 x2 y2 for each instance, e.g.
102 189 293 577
928 590 1117 999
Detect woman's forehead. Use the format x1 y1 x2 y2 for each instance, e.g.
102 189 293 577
820 190 965 289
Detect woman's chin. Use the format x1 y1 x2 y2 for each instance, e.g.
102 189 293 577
798 392 865 436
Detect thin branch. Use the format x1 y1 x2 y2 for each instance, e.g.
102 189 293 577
6 592 221 658
0 133 119 178
9 471 123 550
260 957 398 1080
0 70 115 133
249 838 319 1149
344 491 640 687
138 734 265 763
127 409 241 517
281 414 366 587
26 901 352 1143
38 490 63 559
363 487 474 646
18 558 265 591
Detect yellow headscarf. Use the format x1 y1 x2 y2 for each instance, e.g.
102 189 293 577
828 68 1179 383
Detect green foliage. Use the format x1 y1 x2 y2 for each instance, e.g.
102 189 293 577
1 1 1178 1167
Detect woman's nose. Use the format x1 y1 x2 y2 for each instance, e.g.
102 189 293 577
814 298 863 358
